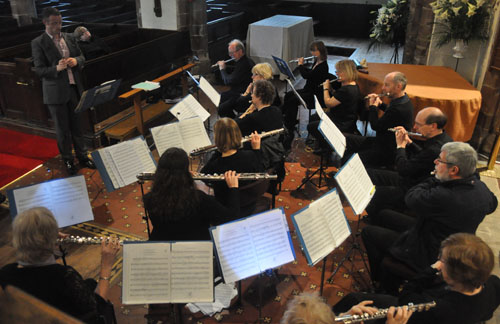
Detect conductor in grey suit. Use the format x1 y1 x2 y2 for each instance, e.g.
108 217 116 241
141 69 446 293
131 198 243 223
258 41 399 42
31 7 95 175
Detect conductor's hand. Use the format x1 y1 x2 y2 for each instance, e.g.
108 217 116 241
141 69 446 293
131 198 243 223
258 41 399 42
224 170 239 188
101 237 120 271
323 79 331 91
56 59 67 71
250 131 261 150
386 306 412 324
394 126 412 148
217 60 226 70
298 57 305 65
65 57 78 68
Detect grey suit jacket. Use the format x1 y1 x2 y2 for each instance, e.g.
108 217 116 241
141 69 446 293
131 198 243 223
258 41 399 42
31 32 85 105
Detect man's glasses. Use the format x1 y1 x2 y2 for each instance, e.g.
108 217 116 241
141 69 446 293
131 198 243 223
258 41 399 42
436 159 454 166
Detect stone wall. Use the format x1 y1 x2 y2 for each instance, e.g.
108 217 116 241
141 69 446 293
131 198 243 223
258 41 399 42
402 0 434 65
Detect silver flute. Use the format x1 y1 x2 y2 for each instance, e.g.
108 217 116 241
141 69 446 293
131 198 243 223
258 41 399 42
289 56 315 63
211 58 235 68
57 235 141 245
334 301 436 323
364 93 390 99
189 128 285 156
136 172 278 181
387 127 422 137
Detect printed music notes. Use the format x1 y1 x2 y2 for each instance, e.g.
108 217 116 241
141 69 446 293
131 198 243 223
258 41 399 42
199 77 221 107
210 208 295 283
122 241 214 304
169 94 210 122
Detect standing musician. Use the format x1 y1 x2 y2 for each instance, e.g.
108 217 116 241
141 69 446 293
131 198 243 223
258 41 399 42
143 147 240 241
281 41 329 140
342 71 414 168
307 59 361 153
0 207 120 323
236 80 283 137
217 39 255 116
219 63 280 118
334 233 500 324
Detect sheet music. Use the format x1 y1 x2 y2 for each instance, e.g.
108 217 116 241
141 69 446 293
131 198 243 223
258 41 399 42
122 242 171 305
212 209 295 283
199 77 221 107
99 149 120 189
314 95 325 119
151 123 184 157
107 139 147 187
171 242 213 303
335 154 375 215
170 94 210 122
178 118 211 154
292 189 351 265
318 117 346 157
10 176 94 228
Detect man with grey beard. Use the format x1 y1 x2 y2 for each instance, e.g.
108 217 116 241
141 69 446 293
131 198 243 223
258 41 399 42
361 142 498 292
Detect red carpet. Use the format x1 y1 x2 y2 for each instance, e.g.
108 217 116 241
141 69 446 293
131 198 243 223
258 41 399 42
0 128 59 188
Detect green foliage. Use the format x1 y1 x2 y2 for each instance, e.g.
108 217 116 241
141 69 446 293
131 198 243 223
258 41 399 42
369 0 410 50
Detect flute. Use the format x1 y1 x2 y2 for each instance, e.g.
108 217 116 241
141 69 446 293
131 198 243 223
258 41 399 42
137 172 278 181
57 235 141 245
289 56 315 63
318 78 340 88
387 128 423 137
364 93 390 99
190 128 285 156
334 301 436 323
211 58 235 68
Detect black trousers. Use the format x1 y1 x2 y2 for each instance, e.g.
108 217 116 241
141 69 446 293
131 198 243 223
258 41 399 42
47 85 87 161
282 88 313 130
218 89 241 118
342 134 394 168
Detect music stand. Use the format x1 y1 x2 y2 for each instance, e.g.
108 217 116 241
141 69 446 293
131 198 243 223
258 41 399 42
75 79 122 113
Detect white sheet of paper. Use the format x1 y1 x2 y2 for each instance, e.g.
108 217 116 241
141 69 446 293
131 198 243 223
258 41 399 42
150 123 184 157
11 175 93 228
314 95 325 119
318 116 346 157
151 118 211 156
170 94 210 122
212 209 295 283
335 154 375 215
199 77 221 107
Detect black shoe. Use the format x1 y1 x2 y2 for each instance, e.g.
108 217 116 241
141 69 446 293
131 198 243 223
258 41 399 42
79 157 96 169
65 160 77 175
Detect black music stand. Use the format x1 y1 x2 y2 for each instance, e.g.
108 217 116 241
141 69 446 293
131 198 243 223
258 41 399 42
136 177 152 239
75 79 122 113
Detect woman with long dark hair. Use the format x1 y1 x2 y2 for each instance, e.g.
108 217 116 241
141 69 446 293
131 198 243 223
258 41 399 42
144 147 239 241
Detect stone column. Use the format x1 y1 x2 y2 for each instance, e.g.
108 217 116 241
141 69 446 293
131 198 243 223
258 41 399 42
9 0 37 26
178 0 211 76
402 0 434 65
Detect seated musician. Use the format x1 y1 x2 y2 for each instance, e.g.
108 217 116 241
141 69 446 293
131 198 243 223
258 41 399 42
219 62 280 118
307 59 361 153
201 118 264 211
0 207 120 323
73 26 111 60
362 142 498 292
281 41 329 140
143 147 240 241
342 72 414 168
281 292 411 324
236 80 283 137
217 39 255 116
365 107 452 224
334 233 500 324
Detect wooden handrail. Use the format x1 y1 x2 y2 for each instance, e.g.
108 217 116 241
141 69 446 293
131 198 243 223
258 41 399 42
118 62 195 135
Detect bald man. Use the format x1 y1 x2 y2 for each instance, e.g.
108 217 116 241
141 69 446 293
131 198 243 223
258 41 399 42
364 107 453 225
343 71 414 167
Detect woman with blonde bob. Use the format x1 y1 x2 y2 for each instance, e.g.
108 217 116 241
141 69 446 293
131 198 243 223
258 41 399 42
0 207 120 323
281 292 411 324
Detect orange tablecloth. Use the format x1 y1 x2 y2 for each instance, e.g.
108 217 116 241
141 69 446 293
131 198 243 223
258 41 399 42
357 63 482 142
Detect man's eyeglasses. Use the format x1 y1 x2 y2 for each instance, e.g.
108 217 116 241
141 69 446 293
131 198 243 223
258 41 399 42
436 159 454 166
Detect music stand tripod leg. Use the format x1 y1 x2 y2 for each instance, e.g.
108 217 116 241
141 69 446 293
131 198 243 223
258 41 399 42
296 152 327 190
138 180 151 238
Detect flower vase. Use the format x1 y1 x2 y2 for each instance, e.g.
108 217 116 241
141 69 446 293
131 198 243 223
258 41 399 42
452 39 467 59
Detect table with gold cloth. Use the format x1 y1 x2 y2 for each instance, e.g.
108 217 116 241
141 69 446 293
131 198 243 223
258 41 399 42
357 63 482 142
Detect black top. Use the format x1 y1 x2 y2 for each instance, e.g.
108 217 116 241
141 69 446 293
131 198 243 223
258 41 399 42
328 84 360 133
0 263 100 323
236 105 284 137
394 131 453 188
144 189 239 241
390 175 498 271
299 60 329 92
220 55 255 93
400 269 500 324
77 35 111 60
369 94 414 155
201 149 264 204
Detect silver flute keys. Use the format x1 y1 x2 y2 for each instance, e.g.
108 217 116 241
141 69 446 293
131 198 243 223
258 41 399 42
211 58 235 68
364 93 390 99
189 128 285 156
136 172 278 181
334 301 436 323
56 235 136 245
289 56 315 63
387 128 423 137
